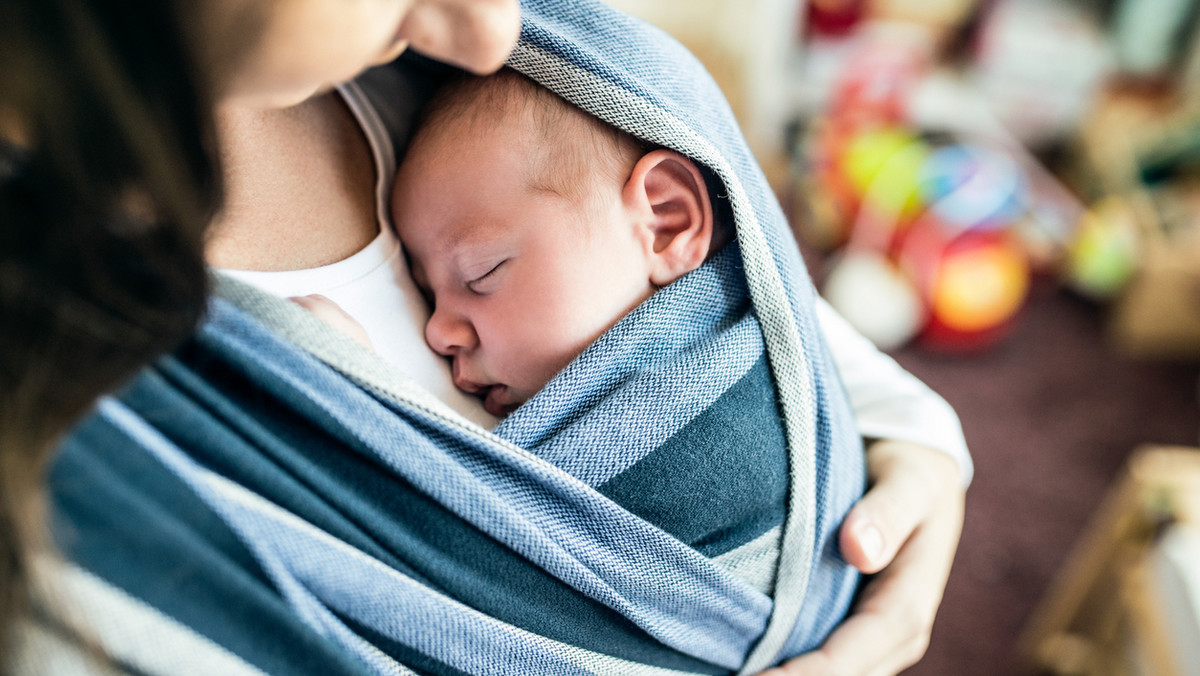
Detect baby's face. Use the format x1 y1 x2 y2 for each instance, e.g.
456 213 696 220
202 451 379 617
392 117 656 417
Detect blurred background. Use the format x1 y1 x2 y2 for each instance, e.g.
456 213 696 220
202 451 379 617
604 1 1200 674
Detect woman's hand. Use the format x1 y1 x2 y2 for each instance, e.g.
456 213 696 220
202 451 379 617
759 440 965 676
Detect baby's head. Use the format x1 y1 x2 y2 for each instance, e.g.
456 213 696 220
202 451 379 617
393 68 722 417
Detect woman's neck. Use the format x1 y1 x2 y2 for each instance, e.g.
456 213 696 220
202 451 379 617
206 92 379 271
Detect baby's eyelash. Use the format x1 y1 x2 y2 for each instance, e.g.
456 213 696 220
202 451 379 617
466 260 507 292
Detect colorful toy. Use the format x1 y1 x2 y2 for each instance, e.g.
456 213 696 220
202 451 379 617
820 134 1034 351
826 24 930 128
903 223 1030 350
804 125 929 248
822 250 927 350
930 235 1028 333
807 0 867 36
841 128 930 226
1064 196 1139 299
920 144 1026 232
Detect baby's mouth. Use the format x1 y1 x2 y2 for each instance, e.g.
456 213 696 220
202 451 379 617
482 384 519 417
452 368 518 417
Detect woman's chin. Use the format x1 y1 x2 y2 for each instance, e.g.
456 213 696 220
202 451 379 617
220 81 328 111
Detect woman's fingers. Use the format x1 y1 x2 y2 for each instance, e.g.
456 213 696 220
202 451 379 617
841 440 961 574
758 589 931 676
757 441 965 676
290 294 375 350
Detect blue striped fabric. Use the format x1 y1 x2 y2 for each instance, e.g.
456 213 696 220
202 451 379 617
48 1 867 673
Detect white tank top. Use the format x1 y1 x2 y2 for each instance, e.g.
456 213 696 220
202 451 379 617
218 80 500 430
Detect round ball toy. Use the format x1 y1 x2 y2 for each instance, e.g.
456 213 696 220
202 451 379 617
839 128 930 227
899 223 1031 351
1065 196 1139 299
919 144 1027 234
822 250 926 351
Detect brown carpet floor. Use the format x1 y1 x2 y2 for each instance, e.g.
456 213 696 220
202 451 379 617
884 279 1200 675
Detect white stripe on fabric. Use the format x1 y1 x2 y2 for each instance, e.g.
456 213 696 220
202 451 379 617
19 555 266 676
98 395 759 674
200 470 723 676
506 42 819 673
534 316 763 486
712 526 783 597
198 471 597 676
97 398 421 676
106 390 635 676
208 284 773 669
9 618 126 676
214 274 478 438
216 274 583 486
96 397 716 676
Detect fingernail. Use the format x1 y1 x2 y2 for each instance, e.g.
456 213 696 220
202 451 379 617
856 522 884 565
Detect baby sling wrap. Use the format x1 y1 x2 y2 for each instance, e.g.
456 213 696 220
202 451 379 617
48 1 866 673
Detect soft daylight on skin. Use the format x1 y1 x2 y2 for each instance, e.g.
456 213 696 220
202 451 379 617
393 108 658 416
220 0 520 108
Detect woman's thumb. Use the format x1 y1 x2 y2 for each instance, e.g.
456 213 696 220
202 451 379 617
839 441 951 573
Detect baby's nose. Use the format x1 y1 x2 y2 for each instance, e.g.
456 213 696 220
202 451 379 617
425 305 478 355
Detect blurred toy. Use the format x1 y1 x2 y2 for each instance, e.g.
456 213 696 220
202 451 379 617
928 236 1029 340
818 127 931 349
826 22 931 128
867 0 980 52
920 144 1025 230
901 221 1030 350
807 0 867 37
842 128 930 223
1064 196 1140 299
820 134 1033 351
823 249 927 349
807 125 930 248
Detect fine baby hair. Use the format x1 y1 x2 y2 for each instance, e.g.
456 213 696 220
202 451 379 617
408 67 735 242
409 67 649 207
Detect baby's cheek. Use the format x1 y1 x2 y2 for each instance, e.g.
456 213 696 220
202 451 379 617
506 330 575 392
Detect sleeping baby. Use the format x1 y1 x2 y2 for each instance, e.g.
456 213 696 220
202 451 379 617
300 67 864 661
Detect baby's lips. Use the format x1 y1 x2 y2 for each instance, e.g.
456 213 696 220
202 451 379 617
450 363 517 415
451 367 488 396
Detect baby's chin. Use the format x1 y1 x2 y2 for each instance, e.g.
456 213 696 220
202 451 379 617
482 384 523 417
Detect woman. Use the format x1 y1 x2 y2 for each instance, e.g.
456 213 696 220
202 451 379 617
0 0 964 674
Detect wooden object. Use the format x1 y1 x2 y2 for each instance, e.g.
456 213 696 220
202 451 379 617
1019 445 1200 676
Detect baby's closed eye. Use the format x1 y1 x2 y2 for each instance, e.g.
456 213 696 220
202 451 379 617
465 259 508 294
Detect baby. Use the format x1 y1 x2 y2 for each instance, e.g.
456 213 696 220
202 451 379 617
391 68 730 417
303 68 732 417
300 68 862 656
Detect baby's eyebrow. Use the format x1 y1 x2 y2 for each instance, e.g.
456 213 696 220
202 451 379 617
445 219 493 252
446 226 509 270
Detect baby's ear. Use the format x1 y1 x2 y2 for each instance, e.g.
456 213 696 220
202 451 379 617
624 149 714 287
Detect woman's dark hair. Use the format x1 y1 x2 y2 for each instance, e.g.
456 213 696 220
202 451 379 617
0 0 228 657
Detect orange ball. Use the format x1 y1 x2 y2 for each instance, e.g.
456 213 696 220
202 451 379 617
932 240 1029 332
921 232 1030 350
